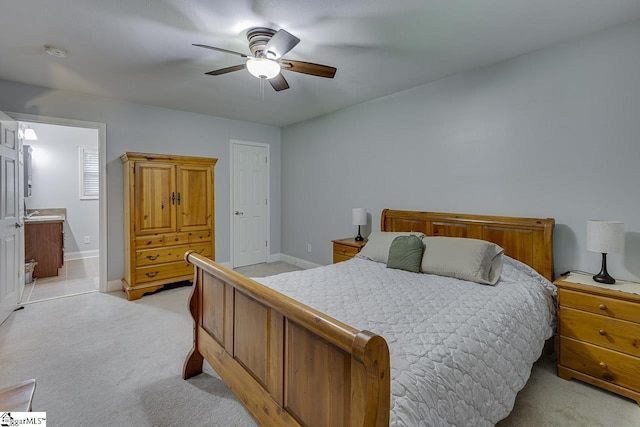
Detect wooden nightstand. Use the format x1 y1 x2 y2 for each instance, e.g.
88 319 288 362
331 238 367 263
555 274 640 405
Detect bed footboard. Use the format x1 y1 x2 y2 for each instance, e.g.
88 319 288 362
182 252 391 427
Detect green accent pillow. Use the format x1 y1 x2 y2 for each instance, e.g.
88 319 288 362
386 235 424 273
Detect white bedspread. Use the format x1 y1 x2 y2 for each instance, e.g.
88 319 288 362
256 256 556 426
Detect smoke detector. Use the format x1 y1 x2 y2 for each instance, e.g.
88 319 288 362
44 45 67 58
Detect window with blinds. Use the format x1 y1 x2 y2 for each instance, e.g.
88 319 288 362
79 146 99 200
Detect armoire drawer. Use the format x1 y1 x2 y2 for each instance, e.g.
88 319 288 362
189 230 212 243
136 243 211 267
136 232 192 249
135 261 194 284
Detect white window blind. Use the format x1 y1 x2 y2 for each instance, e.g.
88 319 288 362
79 146 99 200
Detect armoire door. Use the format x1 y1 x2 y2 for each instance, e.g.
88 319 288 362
177 164 213 232
135 162 176 235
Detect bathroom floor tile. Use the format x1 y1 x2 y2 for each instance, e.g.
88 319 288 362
21 257 99 304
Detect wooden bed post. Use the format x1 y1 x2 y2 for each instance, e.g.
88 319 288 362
351 331 391 426
183 252 204 379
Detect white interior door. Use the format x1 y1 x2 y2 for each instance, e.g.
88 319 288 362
0 111 21 324
232 141 268 268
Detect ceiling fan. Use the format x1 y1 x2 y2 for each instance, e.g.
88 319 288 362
194 27 337 92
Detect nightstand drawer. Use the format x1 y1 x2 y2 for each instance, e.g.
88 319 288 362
331 238 367 264
559 288 640 324
559 307 640 357
560 337 640 392
333 253 353 263
333 244 360 258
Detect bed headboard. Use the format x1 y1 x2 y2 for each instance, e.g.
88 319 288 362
381 209 555 281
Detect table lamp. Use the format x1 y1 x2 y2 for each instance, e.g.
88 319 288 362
352 208 367 241
586 220 624 284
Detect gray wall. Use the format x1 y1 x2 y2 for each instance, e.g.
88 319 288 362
0 81 281 281
25 122 99 255
281 19 640 281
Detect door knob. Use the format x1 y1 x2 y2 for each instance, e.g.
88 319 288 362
235 211 244 215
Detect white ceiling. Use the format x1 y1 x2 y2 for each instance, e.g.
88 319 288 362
2 1 640 127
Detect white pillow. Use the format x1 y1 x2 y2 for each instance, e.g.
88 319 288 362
357 231 426 264
421 236 504 285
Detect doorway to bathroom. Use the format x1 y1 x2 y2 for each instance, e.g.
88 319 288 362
12 114 106 304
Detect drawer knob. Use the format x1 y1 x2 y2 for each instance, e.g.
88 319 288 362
599 329 607 336
599 304 607 310
599 362 607 369
146 255 160 261
146 271 159 278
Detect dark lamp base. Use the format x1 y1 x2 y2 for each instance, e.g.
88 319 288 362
355 225 364 241
593 252 616 284
593 272 615 284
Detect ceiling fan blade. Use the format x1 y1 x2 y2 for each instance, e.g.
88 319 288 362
280 60 336 79
264 29 300 60
193 44 250 58
268 73 290 91
205 64 246 76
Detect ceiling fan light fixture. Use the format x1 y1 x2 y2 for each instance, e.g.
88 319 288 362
194 27 336 91
246 57 280 79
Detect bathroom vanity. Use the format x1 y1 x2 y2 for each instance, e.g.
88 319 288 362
25 209 66 278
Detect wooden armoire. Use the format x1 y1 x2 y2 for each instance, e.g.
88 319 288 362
120 152 217 300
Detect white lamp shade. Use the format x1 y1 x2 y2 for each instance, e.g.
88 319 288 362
352 208 367 226
586 220 624 254
246 58 281 79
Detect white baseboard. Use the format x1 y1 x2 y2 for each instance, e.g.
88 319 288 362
65 250 99 261
268 253 281 263
106 279 123 293
279 254 323 270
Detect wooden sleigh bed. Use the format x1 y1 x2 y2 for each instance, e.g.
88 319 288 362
182 209 555 426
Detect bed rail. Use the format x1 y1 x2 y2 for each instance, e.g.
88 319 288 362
183 252 390 427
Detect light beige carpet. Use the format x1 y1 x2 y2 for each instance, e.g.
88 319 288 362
0 286 258 426
234 261 303 277
1 263 638 426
